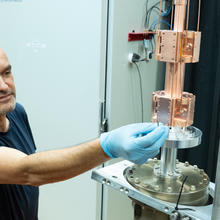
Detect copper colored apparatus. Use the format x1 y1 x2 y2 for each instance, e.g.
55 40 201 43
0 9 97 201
152 0 201 127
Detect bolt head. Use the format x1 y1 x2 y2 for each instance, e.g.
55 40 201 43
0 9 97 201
135 178 140 184
190 185 196 191
193 165 198 170
184 161 189 167
167 187 172 193
154 185 160 191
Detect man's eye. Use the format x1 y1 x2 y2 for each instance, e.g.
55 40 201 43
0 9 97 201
4 71 11 75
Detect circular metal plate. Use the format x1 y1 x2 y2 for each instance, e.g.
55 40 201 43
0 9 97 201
125 159 209 206
164 126 202 149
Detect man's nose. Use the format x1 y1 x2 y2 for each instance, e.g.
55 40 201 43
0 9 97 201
0 77 9 91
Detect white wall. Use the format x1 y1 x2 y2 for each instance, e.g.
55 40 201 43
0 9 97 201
0 0 106 219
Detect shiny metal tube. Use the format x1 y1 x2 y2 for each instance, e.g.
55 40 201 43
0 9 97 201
160 146 177 176
211 139 220 220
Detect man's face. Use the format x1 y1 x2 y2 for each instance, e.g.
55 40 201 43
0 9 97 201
0 49 16 115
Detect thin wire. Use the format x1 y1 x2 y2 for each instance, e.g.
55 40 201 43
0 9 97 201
186 0 191 31
145 1 161 29
149 4 172 30
134 63 144 123
197 0 201 31
175 176 188 210
170 0 174 30
151 19 171 30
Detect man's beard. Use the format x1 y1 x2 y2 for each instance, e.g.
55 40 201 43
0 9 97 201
0 90 16 115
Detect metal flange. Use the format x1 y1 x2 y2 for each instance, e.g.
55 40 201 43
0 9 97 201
164 126 202 149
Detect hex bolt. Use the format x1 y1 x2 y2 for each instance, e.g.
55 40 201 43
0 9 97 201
176 159 179 164
135 178 140 184
200 169 204 175
141 182 148 188
167 187 172 193
184 161 189 167
193 165 198 170
170 211 180 220
190 185 196 191
154 185 160 191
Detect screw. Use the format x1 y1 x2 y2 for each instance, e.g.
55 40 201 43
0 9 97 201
125 189 129 194
164 207 169 212
120 187 124 192
107 180 111 186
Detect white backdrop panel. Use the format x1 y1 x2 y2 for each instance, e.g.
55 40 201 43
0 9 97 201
0 0 104 219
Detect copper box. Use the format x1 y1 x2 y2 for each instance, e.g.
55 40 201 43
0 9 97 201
151 91 195 127
155 30 201 63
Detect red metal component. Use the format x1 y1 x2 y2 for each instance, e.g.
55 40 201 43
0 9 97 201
128 31 156 42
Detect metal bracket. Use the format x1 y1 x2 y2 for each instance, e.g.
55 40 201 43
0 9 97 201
92 161 214 220
99 102 108 133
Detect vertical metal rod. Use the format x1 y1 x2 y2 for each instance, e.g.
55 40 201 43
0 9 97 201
197 0 201 31
211 139 220 220
160 146 177 176
186 0 191 31
170 0 174 30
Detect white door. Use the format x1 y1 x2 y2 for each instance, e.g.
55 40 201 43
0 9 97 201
0 0 107 219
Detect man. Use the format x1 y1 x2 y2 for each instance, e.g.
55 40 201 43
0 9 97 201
0 49 169 219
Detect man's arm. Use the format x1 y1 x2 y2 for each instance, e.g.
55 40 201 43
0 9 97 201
0 123 169 187
0 139 109 186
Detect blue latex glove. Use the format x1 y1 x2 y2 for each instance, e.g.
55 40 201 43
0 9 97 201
100 123 169 164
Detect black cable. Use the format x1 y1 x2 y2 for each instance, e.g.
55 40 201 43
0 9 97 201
175 176 188 210
134 63 144 123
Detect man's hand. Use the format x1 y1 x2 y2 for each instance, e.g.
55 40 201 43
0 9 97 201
100 123 169 164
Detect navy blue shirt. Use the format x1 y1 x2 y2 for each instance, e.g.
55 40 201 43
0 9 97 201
0 103 39 220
